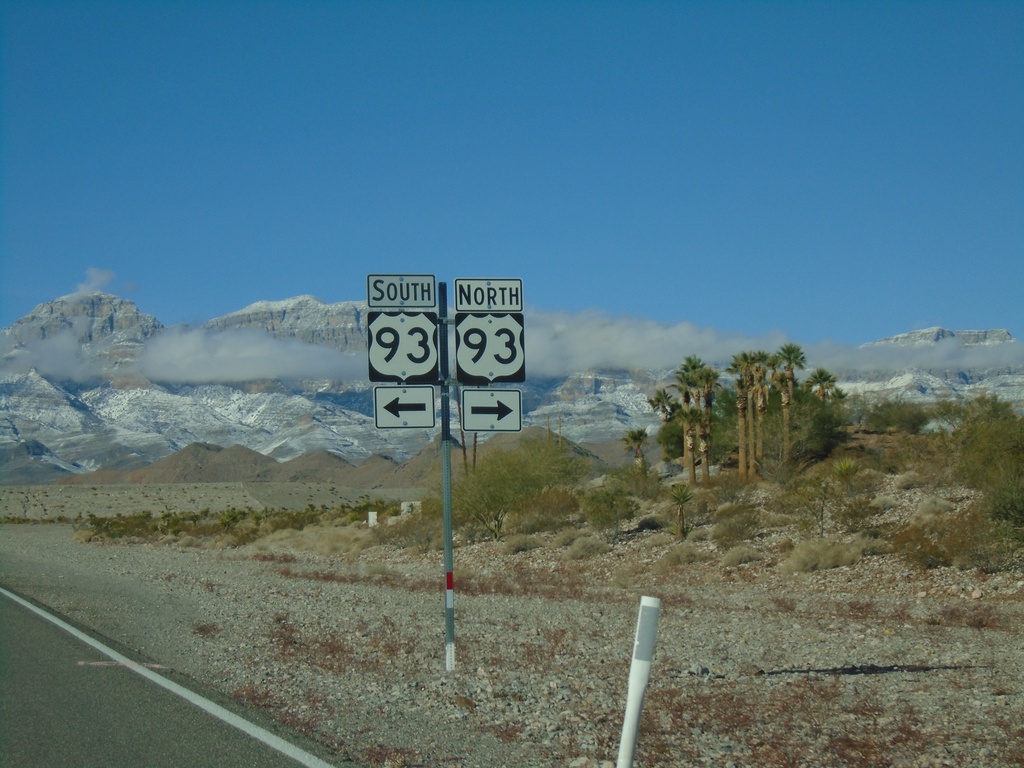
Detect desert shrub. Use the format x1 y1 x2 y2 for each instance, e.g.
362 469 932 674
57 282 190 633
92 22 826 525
894 471 925 490
375 499 443 553
917 495 955 517
668 485 700 540
892 504 1010 570
564 535 611 560
985 466 1024 535
507 487 580 534
791 476 833 538
550 527 586 548
653 543 710 572
703 472 747 506
582 486 637 541
870 494 898 512
503 534 543 554
937 395 1024 534
646 531 676 547
786 392 847 464
636 515 668 532
859 396 932 435
721 544 762 567
780 538 866 575
835 496 877 533
453 436 588 540
710 503 760 548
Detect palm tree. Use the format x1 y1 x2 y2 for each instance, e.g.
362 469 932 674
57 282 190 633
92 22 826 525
677 406 702 486
776 343 806 464
670 484 695 541
622 427 649 469
805 367 839 400
671 356 703 468
692 365 719 483
648 388 677 423
727 352 753 480
748 350 771 471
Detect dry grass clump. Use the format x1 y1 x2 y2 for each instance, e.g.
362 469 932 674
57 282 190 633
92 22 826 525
374 506 443 553
549 527 588 548
653 543 711 573
870 494 899 512
710 503 761 548
895 471 926 490
563 534 611 560
780 536 872 575
721 544 762 567
253 523 374 558
503 533 543 554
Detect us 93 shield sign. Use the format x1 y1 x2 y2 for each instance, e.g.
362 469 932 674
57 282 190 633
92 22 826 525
454 312 525 385
367 311 439 383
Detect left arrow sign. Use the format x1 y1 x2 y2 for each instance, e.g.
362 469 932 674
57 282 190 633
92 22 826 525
385 397 428 418
374 386 436 429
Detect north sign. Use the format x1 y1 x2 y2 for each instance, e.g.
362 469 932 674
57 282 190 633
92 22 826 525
454 312 525 384
454 278 523 312
367 311 439 383
374 385 436 429
367 274 437 309
460 388 522 432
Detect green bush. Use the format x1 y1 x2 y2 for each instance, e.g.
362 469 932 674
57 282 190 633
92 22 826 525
582 485 638 542
938 395 1024 534
452 436 588 540
892 504 1008 570
507 487 580 535
858 396 931 434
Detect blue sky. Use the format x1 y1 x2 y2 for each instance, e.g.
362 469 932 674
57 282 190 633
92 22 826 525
2 1 1022 348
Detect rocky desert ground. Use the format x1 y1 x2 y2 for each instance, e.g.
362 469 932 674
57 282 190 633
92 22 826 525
2 468 1023 768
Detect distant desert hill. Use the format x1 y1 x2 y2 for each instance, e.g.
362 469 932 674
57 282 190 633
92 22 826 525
55 428 615 490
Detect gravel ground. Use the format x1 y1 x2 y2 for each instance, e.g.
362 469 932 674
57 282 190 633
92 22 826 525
2 516 1023 768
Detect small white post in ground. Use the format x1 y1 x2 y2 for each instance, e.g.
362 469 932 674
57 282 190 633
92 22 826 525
617 595 662 768
367 510 378 528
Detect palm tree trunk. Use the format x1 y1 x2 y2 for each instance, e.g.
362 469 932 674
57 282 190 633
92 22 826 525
685 426 697 486
781 387 792 465
736 392 748 480
746 389 757 478
699 427 711 484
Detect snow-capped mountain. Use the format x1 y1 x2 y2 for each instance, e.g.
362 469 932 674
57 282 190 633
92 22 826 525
1 291 1021 484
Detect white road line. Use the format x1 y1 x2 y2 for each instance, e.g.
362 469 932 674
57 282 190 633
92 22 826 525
0 586 337 768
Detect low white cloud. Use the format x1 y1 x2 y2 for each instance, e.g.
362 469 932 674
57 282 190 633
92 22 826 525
1 331 104 381
807 337 1024 376
526 309 789 376
3 303 1019 386
75 267 117 295
136 327 365 383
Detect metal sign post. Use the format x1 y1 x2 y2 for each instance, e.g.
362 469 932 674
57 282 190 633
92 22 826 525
437 282 456 672
367 274 523 673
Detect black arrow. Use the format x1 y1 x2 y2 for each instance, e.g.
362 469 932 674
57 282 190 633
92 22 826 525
384 397 428 419
470 400 514 420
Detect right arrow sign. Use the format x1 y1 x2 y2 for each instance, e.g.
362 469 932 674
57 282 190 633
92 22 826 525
460 388 522 433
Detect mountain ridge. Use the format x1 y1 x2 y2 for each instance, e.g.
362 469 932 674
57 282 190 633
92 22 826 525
1 291 1021 485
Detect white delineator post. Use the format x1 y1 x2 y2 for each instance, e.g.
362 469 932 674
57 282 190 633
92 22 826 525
617 595 662 768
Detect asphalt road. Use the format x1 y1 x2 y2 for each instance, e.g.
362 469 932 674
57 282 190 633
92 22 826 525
0 588 347 768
